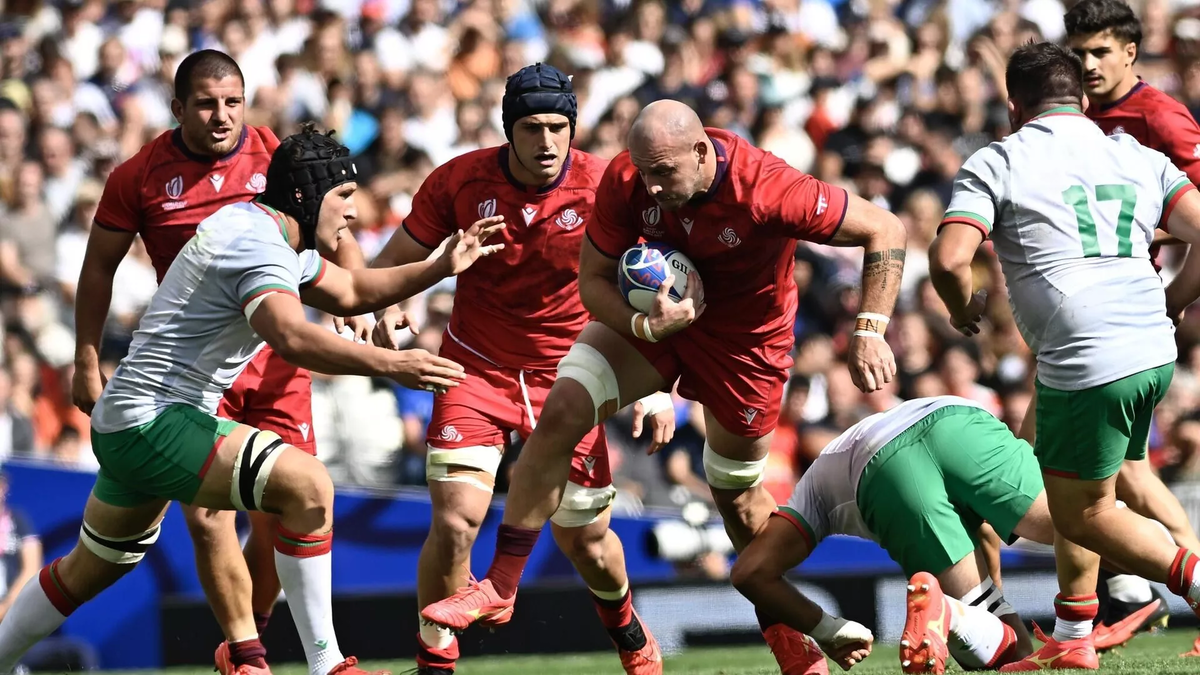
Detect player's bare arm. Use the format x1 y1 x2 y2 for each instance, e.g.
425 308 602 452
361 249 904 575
1163 190 1200 319
326 232 373 340
303 217 505 317
826 195 905 392
72 225 138 413
250 292 465 392
580 238 704 341
730 518 874 671
929 221 989 336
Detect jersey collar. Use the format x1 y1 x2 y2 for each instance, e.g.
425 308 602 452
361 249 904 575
1031 105 1088 121
171 126 248 164
1096 79 1146 113
688 136 729 206
498 146 573 195
253 201 291 246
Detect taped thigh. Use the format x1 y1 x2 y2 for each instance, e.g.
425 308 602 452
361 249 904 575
556 343 620 426
426 445 503 493
230 430 287 511
550 480 618 528
80 520 161 564
703 442 767 489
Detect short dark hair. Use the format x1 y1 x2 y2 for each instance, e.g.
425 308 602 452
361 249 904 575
173 49 244 103
1064 0 1142 49
1006 41 1084 110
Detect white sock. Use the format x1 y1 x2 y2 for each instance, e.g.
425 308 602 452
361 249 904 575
945 597 1010 669
0 574 71 672
1052 616 1093 642
419 613 455 650
1107 574 1153 604
274 550 345 675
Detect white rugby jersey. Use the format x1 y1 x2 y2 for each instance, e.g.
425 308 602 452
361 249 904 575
781 396 985 546
942 108 1191 390
92 202 323 432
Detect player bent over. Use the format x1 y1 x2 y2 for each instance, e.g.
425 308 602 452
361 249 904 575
930 42 1200 671
0 128 502 675
734 396 1059 673
371 64 668 675
423 99 907 675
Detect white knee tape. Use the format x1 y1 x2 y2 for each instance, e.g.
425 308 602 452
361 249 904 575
703 442 767 489
557 343 620 426
425 445 503 493
80 520 161 565
961 575 1015 617
550 481 617 528
231 430 286 512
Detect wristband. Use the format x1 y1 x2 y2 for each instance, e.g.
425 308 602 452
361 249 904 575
642 314 659 343
635 391 673 416
855 312 890 335
852 330 886 340
631 313 659 343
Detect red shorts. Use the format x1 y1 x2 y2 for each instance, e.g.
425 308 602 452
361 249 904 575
627 325 792 437
218 346 316 455
428 337 612 491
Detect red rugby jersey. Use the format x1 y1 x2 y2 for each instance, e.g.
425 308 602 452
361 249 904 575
587 128 848 339
94 126 279 282
1088 80 1200 184
403 147 606 371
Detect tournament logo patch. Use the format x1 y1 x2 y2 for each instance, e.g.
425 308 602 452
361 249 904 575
642 205 662 236
478 198 497 219
166 176 184 200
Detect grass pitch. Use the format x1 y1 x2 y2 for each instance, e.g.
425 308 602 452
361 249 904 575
113 628 1200 674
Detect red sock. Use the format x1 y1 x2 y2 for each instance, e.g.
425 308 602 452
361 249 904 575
416 633 459 671
1053 593 1099 622
986 623 1020 668
254 612 271 636
1168 547 1199 597
39 558 80 617
228 638 268 668
486 524 539 597
591 590 633 629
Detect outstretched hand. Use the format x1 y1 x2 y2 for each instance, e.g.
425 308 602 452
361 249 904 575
440 216 506 275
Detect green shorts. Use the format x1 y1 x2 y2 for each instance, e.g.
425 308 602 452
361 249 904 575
90 404 239 507
857 405 1044 577
1035 363 1173 481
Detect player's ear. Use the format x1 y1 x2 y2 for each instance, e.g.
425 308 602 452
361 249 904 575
1126 41 1138 64
170 97 184 125
694 140 708 164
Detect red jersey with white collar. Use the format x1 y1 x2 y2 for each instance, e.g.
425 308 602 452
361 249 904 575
587 128 848 339
403 147 607 371
1087 80 1200 184
95 126 279 282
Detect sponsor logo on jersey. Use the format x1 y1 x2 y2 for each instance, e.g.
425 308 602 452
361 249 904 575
582 456 597 476
681 217 694 234
556 208 583 230
210 174 225 192
164 175 187 210
478 198 497 219
523 206 538 225
246 172 267 193
298 422 311 441
1193 144 1200 160
719 227 742 248
642 205 663 236
742 408 758 425
439 426 464 443
816 194 828 216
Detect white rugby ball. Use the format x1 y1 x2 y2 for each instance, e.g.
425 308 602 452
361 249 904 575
617 242 697 313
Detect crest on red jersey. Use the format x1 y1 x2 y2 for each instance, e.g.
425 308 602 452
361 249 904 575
718 226 741 248
556 208 583 230
246 172 266 193
165 176 183 200
478 198 497 219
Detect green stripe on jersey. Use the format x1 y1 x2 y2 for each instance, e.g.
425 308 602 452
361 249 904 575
240 284 297 308
776 506 818 548
1165 180 1191 206
943 210 992 232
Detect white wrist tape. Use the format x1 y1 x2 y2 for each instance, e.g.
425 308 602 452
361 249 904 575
853 330 886 339
810 612 873 648
636 391 673 416
856 313 891 325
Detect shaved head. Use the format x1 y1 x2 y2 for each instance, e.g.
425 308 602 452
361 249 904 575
627 99 716 211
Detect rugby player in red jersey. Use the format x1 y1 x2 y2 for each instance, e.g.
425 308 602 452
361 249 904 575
1052 0 1200 654
423 99 907 675
71 50 369 674
371 63 669 675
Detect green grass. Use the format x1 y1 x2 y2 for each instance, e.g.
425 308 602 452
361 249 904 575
107 629 1200 674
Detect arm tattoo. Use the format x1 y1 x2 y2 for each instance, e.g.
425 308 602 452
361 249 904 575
863 248 906 291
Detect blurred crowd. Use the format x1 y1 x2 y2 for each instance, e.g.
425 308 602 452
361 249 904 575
5 0 1200 530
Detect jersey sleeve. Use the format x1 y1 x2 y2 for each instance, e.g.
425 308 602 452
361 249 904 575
229 231 304 319
754 155 848 242
940 145 1007 238
586 160 640 258
1140 144 1198 231
776 473 827 548
1149 106 1200 186
402 163 457 250
93 153 146 233
298 250 326 289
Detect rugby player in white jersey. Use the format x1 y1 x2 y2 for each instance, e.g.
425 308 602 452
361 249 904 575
0 126 503 675
930 42 1200 670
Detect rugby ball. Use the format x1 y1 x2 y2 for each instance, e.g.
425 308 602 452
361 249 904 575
618 242 697 313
